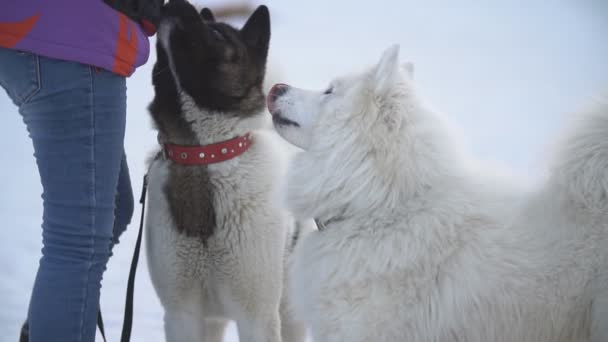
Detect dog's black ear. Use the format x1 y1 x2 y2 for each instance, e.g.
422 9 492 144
241 5 270 51
200 7 215 22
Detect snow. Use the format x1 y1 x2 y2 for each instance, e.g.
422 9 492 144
1 0 607 341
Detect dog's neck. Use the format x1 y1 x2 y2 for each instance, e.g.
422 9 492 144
163 133 253 165
287 105 470 228
167 92 264 146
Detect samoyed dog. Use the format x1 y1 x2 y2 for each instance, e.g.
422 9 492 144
267 45 608 342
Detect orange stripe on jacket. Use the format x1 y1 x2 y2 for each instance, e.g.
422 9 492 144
0 13 40 48
113 13 138 76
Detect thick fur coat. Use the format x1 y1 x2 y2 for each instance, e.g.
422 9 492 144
269 45 608 342
144 1 309 341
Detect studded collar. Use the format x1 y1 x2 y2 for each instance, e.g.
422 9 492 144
163 133 253 165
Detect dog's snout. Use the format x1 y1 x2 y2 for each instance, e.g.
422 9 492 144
267 83 290 115
269 83 289 98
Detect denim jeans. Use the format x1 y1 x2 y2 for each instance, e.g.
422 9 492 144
0 47 134 342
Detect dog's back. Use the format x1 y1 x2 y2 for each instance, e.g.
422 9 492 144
551 98 608 213
547 99 608 342
465 99 608 342
494 98 608 342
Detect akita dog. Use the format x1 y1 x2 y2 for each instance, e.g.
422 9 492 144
145 1 309 341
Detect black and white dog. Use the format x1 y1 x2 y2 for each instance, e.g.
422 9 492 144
145 1 310 341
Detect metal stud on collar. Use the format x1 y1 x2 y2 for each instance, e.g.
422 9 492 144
180 152 188 159
199 152 205 159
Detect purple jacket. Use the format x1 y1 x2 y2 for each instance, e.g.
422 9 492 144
0 0 150 76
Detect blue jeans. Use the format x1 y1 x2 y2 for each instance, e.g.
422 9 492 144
0 48 134 342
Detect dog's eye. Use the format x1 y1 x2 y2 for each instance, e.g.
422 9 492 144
323 87 333 95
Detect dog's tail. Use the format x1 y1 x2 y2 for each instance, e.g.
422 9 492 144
551 96 608 210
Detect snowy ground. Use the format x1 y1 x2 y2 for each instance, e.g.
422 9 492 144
1 1 607 341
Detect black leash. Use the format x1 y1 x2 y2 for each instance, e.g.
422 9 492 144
120 174 148 342
97 311 107 342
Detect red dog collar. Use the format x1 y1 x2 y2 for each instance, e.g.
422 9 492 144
164 133 253 165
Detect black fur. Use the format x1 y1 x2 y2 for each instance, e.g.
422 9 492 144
165 166 216 242
149 45 197 146
154 0 270 115
199 7 215 22
148 0 271 241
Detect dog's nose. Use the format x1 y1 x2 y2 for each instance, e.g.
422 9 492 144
267 83 290 115
269 83 289 98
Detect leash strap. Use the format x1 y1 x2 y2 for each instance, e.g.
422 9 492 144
97 311 107 342
120 174 148 342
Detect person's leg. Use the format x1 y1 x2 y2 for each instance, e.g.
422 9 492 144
15 154 132 342
0 48 127 342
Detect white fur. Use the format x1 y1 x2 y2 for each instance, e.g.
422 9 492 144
272 45 608 341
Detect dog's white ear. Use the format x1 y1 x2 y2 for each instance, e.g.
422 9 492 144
401 62 414 79
374 45 400 95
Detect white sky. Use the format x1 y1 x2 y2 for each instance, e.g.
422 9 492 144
1 0 607 340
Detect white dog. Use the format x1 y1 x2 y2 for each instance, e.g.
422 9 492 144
268 45 608 342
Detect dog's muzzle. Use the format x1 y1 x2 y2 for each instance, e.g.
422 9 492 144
267 83 290 115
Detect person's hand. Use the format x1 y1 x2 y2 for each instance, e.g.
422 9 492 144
104 0 164 36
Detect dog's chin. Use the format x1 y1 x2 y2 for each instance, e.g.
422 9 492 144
273 122 310 150
271 114 299 127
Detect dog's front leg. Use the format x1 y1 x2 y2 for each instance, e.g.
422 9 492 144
163 306 206 342
236 312 281 342
227 260 283 342
200 318 229 342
